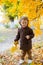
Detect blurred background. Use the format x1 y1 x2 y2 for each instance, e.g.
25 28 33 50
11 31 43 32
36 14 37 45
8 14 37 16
0 0 43 65
0 0 43 53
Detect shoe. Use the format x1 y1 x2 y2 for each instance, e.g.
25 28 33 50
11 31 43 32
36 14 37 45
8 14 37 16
18 59 24 65
28 59 33 64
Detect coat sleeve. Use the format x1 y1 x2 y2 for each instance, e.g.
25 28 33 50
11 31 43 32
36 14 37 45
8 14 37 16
14 28 20 41
29 28 34 39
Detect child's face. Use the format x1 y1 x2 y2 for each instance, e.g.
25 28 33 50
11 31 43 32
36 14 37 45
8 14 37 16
21 19 28 28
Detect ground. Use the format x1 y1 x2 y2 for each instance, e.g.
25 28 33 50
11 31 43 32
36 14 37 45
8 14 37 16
0 28 43 65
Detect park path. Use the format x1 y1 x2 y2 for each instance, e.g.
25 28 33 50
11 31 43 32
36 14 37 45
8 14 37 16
0 28 17 53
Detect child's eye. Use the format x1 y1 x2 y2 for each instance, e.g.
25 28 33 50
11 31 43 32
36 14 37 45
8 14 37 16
25 22 27 24
22 22 24 24
25 22 27 23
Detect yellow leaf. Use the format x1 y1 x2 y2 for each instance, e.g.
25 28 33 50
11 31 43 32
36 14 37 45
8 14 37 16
10 46 17 53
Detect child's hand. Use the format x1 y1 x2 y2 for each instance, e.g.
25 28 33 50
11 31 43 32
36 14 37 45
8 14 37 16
14 41 18 46
25 35 30 39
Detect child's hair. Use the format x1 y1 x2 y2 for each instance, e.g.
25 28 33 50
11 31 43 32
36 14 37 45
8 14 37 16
19 16 29 25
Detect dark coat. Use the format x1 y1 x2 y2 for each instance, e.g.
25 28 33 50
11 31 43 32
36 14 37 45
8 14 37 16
14 26 34 51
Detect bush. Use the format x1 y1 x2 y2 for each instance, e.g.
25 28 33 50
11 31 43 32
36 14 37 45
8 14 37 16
4 23 10 28
14 23 20 28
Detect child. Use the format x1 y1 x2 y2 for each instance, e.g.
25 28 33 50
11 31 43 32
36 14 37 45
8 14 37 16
14 16 34 64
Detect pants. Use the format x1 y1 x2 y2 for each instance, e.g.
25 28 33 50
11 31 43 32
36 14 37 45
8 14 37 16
21 50 32 60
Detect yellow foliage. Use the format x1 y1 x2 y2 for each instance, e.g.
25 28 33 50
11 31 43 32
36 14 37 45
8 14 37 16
10 41 18 53
0 0 2 5
32 17 42 37
40 8 43 16
20 0 33 5
8 6 16 14
8 0 17 4
0 0 43 36
34 29 42 37
33 22 40 29
10 45 17 53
